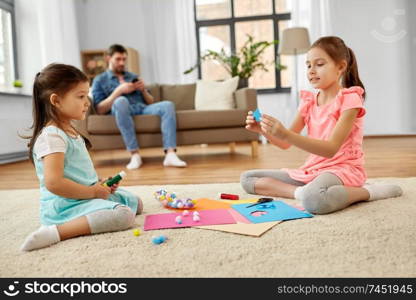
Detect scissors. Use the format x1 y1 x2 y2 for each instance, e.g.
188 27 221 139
246 197 274 208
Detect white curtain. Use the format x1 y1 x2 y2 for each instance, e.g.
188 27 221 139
139 0 197 84
36 0 81 67
282 0 332 125
290 0 332 90
15 0 81 93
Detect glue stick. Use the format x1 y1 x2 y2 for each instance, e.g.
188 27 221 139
219 193 239 200
103 171 126 187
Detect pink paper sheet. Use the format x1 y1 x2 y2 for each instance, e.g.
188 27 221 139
144 209 236 231
228 209 250 224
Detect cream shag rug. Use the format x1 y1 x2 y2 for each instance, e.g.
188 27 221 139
1 178 415 278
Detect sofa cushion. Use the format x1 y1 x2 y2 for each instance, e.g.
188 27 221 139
87 109 248 134
88 114 162 134
146 84 161 102
176 109 247 130
161 84 196 110
194 77 239 110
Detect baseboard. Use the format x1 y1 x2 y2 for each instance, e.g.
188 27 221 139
0 151 29 164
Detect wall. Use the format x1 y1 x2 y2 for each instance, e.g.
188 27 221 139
0 0 81 162
76 0 145 51
14 0 43 95
3 0 415 163
75 0 149 78
74 0 416 134
409 0 416 132
0 0 40 162
75 0 197 84
259 0 415 135
0 93 31 162
329 0 414 134
15 0 81 94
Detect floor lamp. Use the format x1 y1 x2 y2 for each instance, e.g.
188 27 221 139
278 27 311 108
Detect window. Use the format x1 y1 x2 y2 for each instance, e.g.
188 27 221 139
0 0 17 90
194 0 291 93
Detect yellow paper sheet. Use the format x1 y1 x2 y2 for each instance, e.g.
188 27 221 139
217 198 258 204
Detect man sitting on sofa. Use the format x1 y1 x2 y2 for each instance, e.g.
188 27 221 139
91 44 187 169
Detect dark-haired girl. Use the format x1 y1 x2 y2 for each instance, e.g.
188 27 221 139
21 63 142 251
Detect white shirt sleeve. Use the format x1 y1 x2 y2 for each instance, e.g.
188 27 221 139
33 130 67 160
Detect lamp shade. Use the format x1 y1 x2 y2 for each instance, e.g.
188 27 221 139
278 27 311 55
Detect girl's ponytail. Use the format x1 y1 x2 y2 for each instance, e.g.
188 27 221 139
344 47 366 99
27 76 48 163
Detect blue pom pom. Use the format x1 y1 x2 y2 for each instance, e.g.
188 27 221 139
152 235 167 245
152 236 162 244
159 235 167 242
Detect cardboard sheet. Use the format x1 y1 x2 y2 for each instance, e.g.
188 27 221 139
195 208 280 237
195 221 281 237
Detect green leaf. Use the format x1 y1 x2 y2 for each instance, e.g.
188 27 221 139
183 34 282 80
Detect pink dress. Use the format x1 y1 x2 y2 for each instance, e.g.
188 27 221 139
283 86 367 187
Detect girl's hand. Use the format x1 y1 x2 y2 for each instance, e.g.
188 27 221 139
98 177 119 194
110 183 119 194
104 176 119 194
245 111 261 133
260 114 288 139
92 182 111 199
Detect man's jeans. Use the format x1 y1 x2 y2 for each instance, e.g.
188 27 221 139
111 96 177 151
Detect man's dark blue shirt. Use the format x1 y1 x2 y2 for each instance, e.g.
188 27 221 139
91 70 146 107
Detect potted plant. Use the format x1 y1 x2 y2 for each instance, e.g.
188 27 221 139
184 34 286 88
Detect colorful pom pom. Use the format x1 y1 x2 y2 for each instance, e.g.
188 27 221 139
154 189 197 210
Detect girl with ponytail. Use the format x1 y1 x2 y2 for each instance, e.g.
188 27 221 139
21 63 143 251
241 36 402 215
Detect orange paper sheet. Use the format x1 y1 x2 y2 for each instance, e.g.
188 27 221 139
165 198 232 211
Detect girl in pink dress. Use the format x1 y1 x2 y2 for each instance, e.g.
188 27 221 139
241 36 402 214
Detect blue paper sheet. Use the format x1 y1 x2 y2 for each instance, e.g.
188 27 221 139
253 108 262 122
232 200 313 223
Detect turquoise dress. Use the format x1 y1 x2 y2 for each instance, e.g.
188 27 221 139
34 126 138 226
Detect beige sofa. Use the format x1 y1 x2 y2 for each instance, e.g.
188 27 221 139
73 83 259 157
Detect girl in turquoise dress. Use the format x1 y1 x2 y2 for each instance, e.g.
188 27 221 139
21 63 143 251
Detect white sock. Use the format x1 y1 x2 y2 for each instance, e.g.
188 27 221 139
20 225 61 251
363 183 403 201
126 153 142 169
163 152 187 167
293 186 304 200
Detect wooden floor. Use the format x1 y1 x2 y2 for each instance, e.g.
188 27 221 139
1 136 415 190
